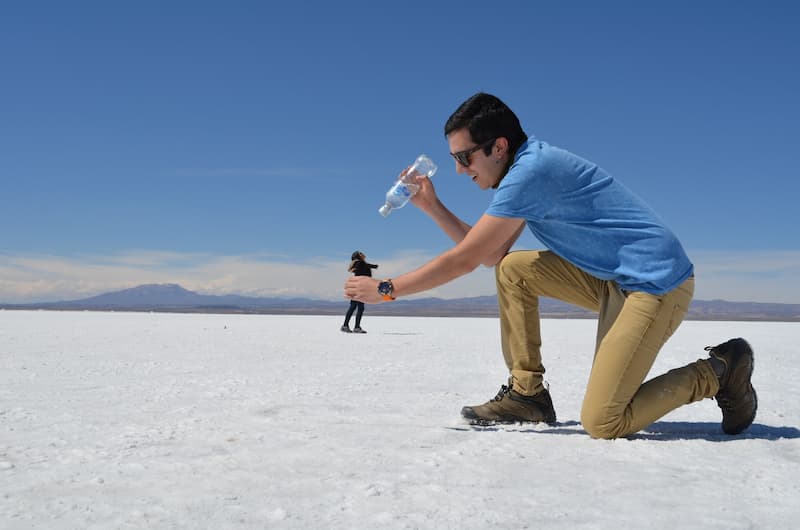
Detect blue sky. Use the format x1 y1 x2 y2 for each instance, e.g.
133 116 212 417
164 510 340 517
1 1 798 304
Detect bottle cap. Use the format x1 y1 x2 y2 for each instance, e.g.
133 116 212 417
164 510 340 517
378 204 392 217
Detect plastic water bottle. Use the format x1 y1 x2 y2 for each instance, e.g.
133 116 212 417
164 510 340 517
378 154 437 217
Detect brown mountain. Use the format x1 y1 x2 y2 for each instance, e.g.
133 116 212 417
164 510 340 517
2 284 798 321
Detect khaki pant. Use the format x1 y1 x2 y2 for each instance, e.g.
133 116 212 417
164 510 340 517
496 250 719 439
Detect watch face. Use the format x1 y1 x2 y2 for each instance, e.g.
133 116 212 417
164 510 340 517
378 281 392 295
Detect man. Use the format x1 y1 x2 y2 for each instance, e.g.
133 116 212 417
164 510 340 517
344 92 757 439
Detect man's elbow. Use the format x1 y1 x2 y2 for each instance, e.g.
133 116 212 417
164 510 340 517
447 253 483 276
481 251 509 268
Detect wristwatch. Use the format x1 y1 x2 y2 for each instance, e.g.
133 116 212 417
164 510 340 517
377 279 395 301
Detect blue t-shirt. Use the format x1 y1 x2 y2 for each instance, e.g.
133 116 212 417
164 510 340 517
486 138 693 295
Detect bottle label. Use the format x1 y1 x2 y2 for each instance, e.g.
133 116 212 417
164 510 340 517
391 184 411 198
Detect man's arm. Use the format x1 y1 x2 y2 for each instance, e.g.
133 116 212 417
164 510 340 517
417 196 472 244
410 176 473 241
484 221 525 267
344 214 525 303
409 176 524 267
414 194 523 267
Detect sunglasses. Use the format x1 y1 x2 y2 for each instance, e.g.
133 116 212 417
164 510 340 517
450 138 496 167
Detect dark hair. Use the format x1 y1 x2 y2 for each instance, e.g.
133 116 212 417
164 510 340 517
351 251 363 260
444 92 527 158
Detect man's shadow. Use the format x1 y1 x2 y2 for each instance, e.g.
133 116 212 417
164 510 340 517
498 421 800 441
627 421 800 442
457 421 799 441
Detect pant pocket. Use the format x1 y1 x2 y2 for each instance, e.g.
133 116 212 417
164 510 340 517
662 301 689 343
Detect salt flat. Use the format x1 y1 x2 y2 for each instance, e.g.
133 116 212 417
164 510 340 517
1 310 798 529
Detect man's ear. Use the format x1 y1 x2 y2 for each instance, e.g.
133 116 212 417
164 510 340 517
495 137 510 157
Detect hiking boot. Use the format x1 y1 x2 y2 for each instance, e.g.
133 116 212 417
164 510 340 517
461 381 557 425
340 325 352 333
706 338 757 435
352 327 367 334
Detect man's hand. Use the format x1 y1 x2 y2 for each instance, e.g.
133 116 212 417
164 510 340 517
344 276 384 304
409 174 438 214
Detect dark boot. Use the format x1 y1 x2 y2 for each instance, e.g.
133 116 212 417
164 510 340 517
706 338 757 435
461 379 557 425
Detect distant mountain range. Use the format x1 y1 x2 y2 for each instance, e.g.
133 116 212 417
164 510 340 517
2 283 799 321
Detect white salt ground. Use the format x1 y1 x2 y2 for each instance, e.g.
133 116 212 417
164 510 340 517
1 310 798 529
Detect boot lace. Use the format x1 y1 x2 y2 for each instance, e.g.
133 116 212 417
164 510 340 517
492 384 513 402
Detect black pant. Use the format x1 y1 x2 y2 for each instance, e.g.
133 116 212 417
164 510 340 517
344 300 365 328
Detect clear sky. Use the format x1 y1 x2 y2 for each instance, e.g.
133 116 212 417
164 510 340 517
1 1 798 304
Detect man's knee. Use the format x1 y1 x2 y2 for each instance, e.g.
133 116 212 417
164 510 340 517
495 250 546 286
580 406 626 440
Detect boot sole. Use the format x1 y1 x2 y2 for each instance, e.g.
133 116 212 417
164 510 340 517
723 386 757 435
466 418 559 427
461 406 557 426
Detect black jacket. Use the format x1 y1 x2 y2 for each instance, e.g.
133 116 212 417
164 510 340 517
349 259 378 277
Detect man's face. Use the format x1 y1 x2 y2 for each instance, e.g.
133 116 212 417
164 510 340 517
446 128 503 190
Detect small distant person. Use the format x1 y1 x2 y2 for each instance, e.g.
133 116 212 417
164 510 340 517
344 92 756 438
341 251 378 334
